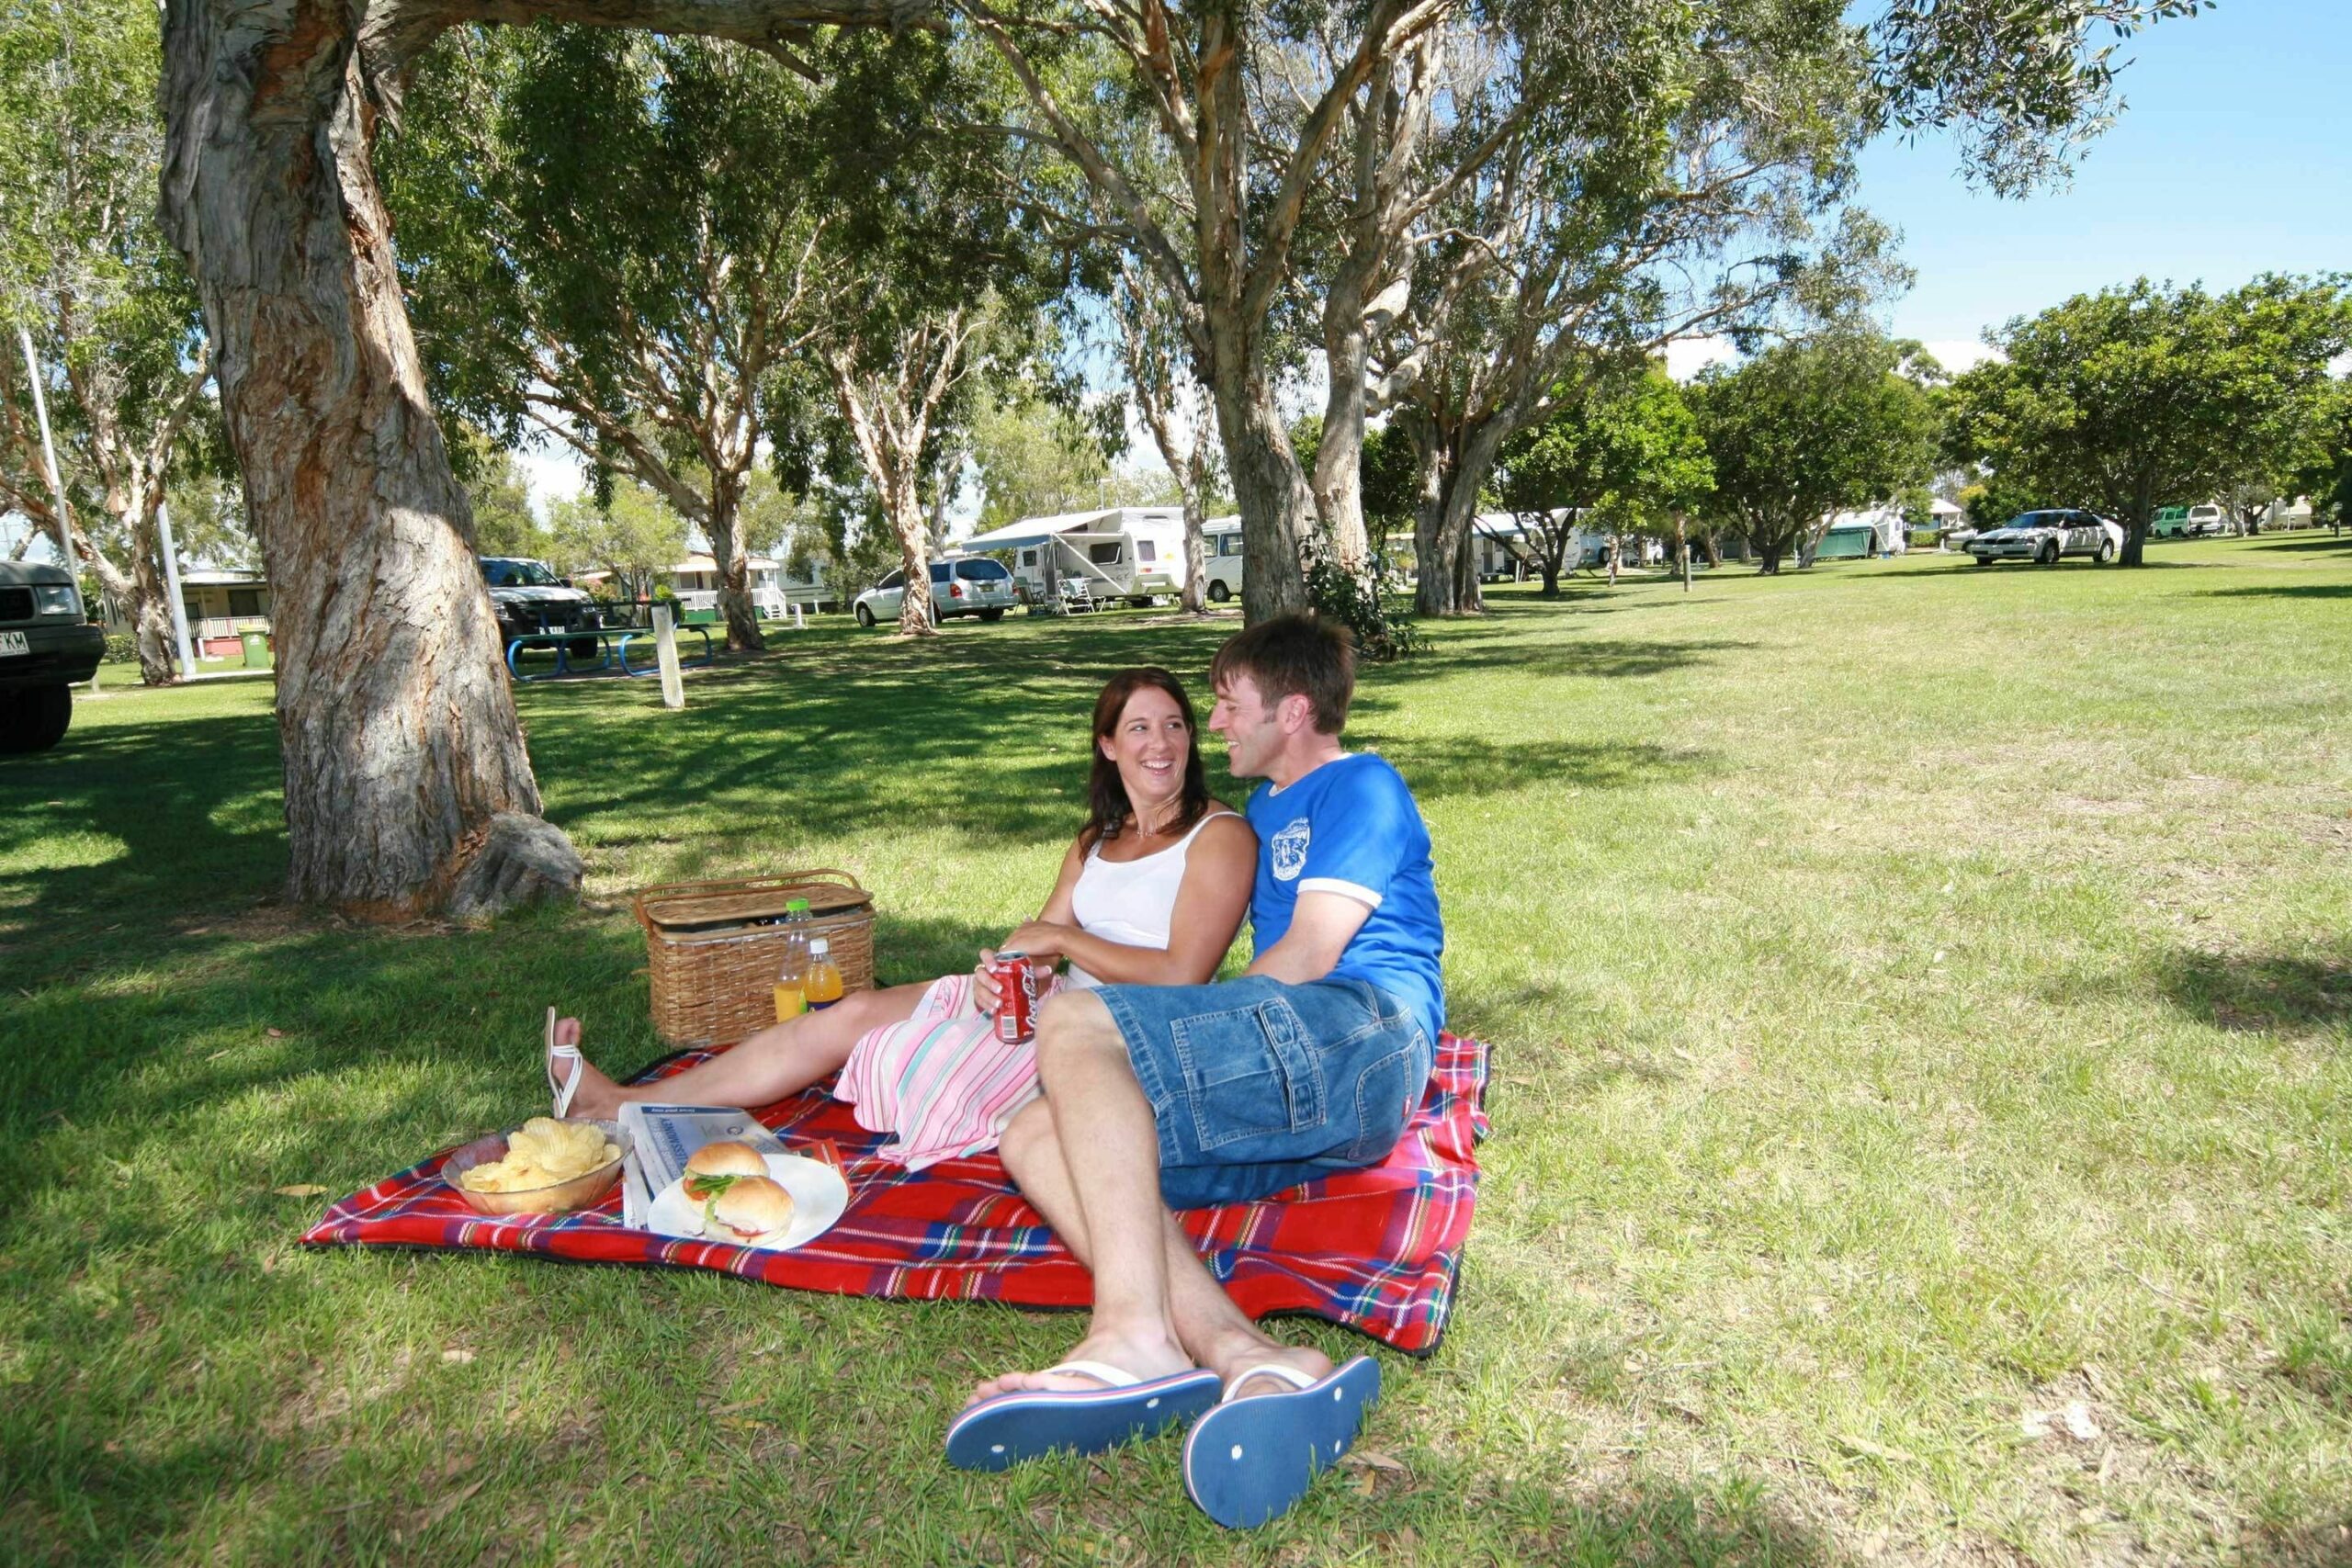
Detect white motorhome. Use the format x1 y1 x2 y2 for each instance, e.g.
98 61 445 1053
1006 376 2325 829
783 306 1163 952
1200 514 1244 603
960 507 1193 607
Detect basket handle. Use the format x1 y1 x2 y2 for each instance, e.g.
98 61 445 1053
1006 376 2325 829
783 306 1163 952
631 869 865 931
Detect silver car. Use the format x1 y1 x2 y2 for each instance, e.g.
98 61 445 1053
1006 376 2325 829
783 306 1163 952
854 558 1018 626
1967 509 2124 567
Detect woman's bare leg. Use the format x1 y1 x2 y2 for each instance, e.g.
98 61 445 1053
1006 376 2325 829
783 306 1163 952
553 980 933 1118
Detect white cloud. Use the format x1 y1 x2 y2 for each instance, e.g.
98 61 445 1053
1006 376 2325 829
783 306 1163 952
1665 336 1739 381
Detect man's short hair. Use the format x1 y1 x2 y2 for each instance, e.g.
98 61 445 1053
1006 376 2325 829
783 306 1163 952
1210 613 1355 735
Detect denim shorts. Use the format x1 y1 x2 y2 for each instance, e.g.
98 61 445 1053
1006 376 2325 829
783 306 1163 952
1091 975 1433 1209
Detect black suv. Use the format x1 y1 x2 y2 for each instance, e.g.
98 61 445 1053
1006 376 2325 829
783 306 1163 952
0 561 107 753
481 556 601 657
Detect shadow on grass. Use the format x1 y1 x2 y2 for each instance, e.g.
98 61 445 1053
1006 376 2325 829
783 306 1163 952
2193 583 2352 601
2153 947 2352 1035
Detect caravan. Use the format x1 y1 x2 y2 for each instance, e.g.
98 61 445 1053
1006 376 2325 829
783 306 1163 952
959 507 1193 608
1200 515 1244 603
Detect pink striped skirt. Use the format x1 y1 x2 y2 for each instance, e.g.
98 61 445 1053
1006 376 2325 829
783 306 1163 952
831 973 1062 1170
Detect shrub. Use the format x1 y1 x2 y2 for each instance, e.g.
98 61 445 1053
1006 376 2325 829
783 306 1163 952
1302 536 1424 663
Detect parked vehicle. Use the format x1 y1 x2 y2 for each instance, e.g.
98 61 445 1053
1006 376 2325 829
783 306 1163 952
962 507 1190 607
0 561 106 754
854 558 1017 627
1201 516 1245 603
481 556 602 657
1966 509 2124 567
2186 502 2228 537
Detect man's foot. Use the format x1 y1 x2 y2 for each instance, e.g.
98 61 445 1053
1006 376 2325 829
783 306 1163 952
968 1328 1191 1405
1182 1356 1382 1529
945 1352 1223 1472
545 1015 624 1120
1204 1340 1332 1403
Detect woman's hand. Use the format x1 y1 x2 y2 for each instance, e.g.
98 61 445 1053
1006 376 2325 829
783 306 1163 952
1000 920 1074 961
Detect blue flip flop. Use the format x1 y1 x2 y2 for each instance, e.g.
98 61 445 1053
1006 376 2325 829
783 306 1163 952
1182 1357 1382 1529
944 1360 1223 1472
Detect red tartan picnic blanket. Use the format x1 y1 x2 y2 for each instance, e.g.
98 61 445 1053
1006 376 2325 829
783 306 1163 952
302 1032 1488 1354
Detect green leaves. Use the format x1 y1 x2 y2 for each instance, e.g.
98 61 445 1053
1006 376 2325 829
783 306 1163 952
1944 275 2352 552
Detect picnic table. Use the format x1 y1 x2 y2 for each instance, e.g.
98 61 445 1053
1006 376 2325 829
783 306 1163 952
504 626 715 682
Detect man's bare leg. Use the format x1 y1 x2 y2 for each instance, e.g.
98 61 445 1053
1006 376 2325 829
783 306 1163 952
974 1064 1329 1404
967 991 1198 1395
552 981 931 1118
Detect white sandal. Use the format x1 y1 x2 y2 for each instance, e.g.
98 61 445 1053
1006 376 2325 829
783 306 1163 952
544 1006 583 1119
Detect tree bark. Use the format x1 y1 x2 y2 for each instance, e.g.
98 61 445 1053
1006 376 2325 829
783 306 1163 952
161 0 578 917
1210 360 1311 626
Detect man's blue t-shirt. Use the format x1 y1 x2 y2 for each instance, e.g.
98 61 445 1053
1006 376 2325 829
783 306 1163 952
1245 752 1445 1043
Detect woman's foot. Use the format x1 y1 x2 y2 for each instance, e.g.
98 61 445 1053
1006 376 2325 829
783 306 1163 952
546 1015 626 1120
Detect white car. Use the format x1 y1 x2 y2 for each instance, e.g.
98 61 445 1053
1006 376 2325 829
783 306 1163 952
2186 502 2228 537
1967 509 2124 568
854 558 1017 626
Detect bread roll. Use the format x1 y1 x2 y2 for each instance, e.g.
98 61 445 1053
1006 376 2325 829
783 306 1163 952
705 1175 796 1245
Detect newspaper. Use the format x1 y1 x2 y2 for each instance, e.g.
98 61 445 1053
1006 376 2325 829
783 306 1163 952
616 1103 791 1230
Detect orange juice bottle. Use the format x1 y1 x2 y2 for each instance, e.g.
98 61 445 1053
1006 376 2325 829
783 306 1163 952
771 899 813 1021
805 936 845 1010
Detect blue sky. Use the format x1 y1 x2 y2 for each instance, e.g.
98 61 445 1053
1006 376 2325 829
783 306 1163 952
1853 0 2349 366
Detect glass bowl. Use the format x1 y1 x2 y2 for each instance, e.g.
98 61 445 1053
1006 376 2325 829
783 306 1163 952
440 1120 629 1216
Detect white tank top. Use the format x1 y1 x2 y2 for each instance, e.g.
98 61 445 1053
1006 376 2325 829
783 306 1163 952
1065 810 1241 988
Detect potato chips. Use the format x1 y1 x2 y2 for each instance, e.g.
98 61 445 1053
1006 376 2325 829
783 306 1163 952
459 1117 621 1193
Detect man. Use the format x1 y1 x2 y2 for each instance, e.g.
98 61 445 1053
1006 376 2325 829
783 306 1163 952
947 613 1444 1529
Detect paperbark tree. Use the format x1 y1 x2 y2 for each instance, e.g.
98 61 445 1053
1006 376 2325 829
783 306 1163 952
383 27 857 654
157 0 921 917
1114 260 1220 614
1 0 215 684
961 0 1453 622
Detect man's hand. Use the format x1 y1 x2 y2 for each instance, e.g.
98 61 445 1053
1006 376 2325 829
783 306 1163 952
1244 890 1374 986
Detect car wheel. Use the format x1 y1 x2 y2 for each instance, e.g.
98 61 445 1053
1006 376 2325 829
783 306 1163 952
1207 581 1230 604
1973 556 1993 568
2038 540 2059 566
0 683 72 755
978 607 1005 623
854 604 876 628
2096 538 2116 564
567 635 601 660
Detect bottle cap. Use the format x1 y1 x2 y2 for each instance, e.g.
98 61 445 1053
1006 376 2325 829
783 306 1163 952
787 897 810 914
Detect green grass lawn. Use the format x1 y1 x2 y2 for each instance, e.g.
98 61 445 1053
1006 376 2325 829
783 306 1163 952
6 534 2349 1565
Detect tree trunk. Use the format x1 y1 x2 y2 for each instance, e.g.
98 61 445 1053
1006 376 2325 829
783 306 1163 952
129 503 178 685
885 478 935 635
2121 470 2154 567
1311 264 1375 578
1179 451 1209 615
1210 363 1310 625
1412 415 1506 615
1758 543 1783 574
706 469 763 653
160 0 578 917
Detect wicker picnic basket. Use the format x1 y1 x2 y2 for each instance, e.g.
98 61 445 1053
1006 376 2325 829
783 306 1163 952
632 871 876 1047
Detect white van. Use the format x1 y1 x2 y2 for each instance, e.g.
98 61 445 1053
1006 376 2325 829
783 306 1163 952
961 507 1192 607
1201 515 1244 603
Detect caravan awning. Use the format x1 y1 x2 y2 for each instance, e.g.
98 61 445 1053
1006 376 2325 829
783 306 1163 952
956 523 1057 551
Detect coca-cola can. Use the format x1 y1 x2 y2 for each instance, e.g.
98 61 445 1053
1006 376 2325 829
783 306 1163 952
989 951 1037 1043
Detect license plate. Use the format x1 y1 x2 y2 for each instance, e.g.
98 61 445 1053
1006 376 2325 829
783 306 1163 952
0 630 27 657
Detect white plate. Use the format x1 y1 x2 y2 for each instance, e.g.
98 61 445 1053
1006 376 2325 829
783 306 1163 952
0 630 27 658
647 1152 848 1252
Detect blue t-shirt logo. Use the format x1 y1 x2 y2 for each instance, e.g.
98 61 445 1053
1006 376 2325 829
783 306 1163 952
1271 818 1311 881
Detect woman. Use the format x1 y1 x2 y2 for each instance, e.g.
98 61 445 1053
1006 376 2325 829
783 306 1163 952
547 667 1255 1168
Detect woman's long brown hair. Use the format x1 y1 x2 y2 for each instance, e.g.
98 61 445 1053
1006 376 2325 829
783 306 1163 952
1081 667 1211 852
